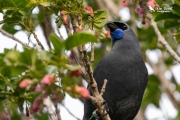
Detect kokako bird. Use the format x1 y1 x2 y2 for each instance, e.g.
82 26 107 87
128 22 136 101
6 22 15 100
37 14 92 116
83 21 148 120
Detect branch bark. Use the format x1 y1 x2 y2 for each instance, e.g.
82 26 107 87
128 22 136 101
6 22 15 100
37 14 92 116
32 32 45 50
147 56 180 110
43 97 57 120
96 0 120 20
55 104 61 120
147 13 180 63
80 45 111 120
0 28 31 49
41 7 54 49
69 14 111 120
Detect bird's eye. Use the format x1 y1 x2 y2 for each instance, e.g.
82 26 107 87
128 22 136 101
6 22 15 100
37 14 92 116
121 25 127 30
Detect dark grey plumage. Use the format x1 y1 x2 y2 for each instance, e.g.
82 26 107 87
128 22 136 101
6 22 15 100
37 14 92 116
83 21 148 120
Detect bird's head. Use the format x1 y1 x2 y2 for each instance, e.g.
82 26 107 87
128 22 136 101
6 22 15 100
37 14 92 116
106 21 139 49
106 21 128 41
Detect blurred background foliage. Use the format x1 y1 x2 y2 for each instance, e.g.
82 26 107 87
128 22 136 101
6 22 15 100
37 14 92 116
0 0 180 120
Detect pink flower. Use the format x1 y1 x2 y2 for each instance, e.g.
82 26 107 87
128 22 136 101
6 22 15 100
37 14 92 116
30 97 42 114
0 111 8 120
121 0 129 7
35 84 46 91
103 31 111 39
60 10 67 16
19 79 31 89
84 6 94 17
75 86 90 99
62 15 68 25
148 0 155 8
41 74 53 85
68 52 75 63
135 8 144 18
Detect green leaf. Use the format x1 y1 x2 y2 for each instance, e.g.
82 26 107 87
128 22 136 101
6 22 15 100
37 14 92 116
175 111 180 120
40 2 51 7
142 75 161 108
45 65 58 74
1 66 11 78
172 4 180 15
94 10 108 29
164 20 180 29
65 64 81 71
2 24 19 34
38 50 52 61
175 0 180 6
65 32 98 50
50 33 64 54
155 12 180 21
172 32 180 36
4 51 21 66
34 112 49 119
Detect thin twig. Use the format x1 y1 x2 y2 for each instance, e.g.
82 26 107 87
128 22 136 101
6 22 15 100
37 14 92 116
32 32 45 50
147 57 180 109
43 97 57 120
56 25 64 40
100 79 108 96
55 104 61 120
81 45 111 120
18 102 26 120
91 42 95 63
61 103 81 120
103 0 120 17
69 13 111 120
0 28 31 49
147 13 180 63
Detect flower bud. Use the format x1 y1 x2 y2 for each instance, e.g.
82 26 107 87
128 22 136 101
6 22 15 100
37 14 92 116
30 97 42 114
19 79 31 89
75 86 90 99
84 6 94 17
41 74 54 85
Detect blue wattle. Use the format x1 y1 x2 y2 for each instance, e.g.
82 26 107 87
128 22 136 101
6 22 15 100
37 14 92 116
113 28 124 39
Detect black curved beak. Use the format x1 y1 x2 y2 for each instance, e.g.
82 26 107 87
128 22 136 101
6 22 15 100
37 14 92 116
106 21 118 32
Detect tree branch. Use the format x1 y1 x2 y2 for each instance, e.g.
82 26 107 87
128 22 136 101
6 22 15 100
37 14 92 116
32 32 45 50
100 79 108 96
147 13 180 63
96 0 120 20
43 97 57 120
55 104 61 120
91 42 95 63
81 45 111 120
0 28 31 49
147 56 180 110
69 14 111 120
102 0 120 18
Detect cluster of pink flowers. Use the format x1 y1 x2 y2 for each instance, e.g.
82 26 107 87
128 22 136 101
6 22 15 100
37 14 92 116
19 74 54 114
135 0 154 24
19 74 54 89
19 72 90 115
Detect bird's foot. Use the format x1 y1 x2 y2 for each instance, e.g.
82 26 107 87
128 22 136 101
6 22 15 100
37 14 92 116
102 100 109 116
90 101 110 120
90 109 101 120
